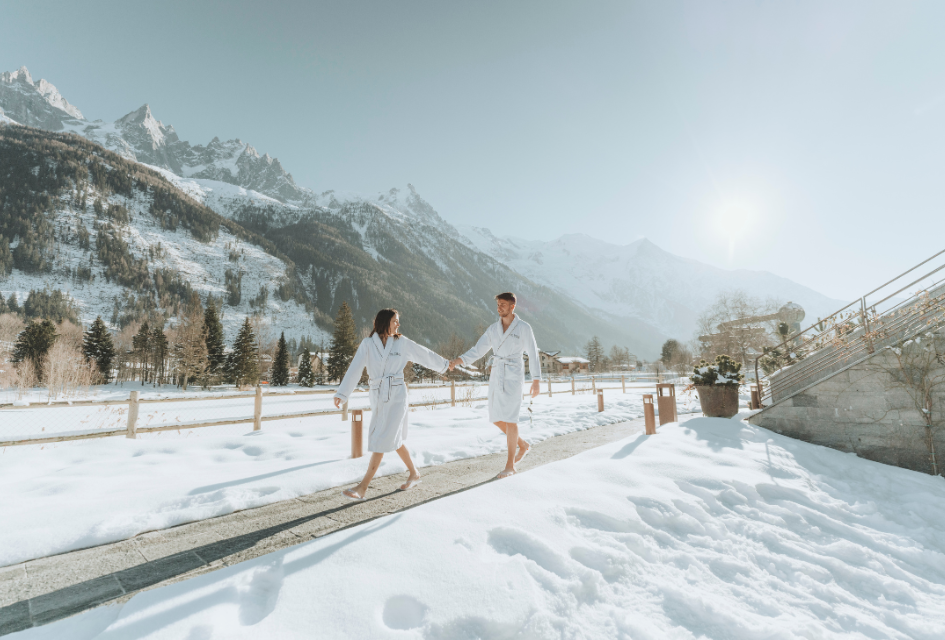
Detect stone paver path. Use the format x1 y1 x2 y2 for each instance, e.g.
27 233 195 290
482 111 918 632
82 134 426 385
0 417 648 635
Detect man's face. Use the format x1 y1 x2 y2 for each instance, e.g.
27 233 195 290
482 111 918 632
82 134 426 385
496 299 514 317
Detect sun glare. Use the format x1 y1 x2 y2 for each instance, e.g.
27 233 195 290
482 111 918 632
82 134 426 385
717 203 751 263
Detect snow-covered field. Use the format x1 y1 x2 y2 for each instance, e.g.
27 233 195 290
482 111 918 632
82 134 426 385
1 386 695 567
17 417 945 639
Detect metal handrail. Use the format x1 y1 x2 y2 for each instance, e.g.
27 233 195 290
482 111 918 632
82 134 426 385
755 248 945 405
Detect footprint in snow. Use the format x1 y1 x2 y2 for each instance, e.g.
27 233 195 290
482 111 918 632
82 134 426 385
383 595 428 630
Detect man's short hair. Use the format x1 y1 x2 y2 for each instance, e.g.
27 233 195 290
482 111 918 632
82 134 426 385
495 292 517 304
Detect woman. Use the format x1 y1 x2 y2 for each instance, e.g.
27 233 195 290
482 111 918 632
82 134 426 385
333 308 449 500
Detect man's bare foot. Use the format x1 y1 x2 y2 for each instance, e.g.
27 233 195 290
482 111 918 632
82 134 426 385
399 473 421 491
514 442 531 463
497 468 516 479
342 488 365 501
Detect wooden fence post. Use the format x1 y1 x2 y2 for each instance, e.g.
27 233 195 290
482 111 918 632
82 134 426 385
597 388 604 412
621 375 626 393
342 401 348 421
125 391 139 439
643 394 656 434
451 379 456 407
253 385 262 431
571 377 575 395
351 409 364 458
592 376 596 395
547 378 552 398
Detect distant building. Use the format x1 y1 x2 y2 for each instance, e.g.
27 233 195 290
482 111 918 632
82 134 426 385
530 350 591 375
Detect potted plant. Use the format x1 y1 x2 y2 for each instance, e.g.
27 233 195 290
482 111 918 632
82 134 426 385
692 355 743 418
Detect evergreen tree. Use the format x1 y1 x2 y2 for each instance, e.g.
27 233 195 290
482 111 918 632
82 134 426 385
584 336 604 373
660 339 681 364
7 293 20 315
230 317 260 388
133 322 151 384
12 319 57 382
203 298 225 377
82 316 116 383
272 332 290 386
327 302 358 382
297 348 314 387
150 325 168 385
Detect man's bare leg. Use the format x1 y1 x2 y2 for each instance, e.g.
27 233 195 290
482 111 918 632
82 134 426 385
493 421 529 461
495 421 518 476
395 444 421 489
344 451 384 499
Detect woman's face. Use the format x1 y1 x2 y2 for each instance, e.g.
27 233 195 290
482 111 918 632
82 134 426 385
389 314 400 335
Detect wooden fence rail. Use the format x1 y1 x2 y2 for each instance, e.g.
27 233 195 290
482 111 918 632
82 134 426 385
1 376 672 448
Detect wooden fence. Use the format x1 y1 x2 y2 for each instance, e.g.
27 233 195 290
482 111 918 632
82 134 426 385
1 375 664 447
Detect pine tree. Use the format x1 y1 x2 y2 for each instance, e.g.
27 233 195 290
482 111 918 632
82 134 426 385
82 316 116 383
150 326 168 385
12 319 57 382
230 317 259 388
203 298 225 378
584 336 604 373
272 332 290 386
327 302 358 382
297 348 314 387
133 322 151 384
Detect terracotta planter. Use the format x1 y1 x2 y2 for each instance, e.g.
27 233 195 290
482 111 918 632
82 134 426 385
695 384 740 418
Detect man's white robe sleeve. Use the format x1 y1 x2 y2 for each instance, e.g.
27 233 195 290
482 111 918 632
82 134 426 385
334 340 368 404
524 323 542 381
459 328 493 368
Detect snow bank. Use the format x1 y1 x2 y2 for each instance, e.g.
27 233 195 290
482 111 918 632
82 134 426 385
18 417 945 639
1 391 678 567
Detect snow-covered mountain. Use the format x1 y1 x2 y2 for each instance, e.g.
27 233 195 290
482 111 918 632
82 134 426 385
457 227 845 341
0 67 310 204
1 65 846 356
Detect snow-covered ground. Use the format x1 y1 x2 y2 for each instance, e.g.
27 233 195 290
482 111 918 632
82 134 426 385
17 417 945 639
1 386 697 567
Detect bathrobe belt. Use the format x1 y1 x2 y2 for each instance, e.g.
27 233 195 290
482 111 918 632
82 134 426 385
490 355 522 392
370 375 405 403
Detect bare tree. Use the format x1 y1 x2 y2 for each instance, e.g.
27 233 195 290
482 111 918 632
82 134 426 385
695 290 783 367
174 306 207 391
43 339 95 401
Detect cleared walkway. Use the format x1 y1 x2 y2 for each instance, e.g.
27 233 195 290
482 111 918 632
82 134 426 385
0 417 648 635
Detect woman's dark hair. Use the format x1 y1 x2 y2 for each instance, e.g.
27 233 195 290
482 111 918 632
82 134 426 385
495 292 517 304
370 308 402 338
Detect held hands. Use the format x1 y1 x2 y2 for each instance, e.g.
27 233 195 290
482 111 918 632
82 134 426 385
448 358 462 371
530 379 541 398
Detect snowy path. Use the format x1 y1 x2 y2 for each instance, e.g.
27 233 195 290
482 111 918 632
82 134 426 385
1 388 697 568
11 417 945 639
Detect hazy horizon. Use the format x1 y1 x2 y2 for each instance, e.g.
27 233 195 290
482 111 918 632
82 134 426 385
3 0 944 302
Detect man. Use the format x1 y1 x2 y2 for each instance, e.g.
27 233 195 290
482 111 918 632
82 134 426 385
450 292 541 478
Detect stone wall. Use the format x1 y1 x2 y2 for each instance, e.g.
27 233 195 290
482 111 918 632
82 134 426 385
749 337 945 476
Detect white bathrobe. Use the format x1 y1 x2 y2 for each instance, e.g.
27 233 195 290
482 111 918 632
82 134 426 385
460 315 542 424
334 334 448 453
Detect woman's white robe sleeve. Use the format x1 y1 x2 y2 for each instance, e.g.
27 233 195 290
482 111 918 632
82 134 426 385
333 340 368 404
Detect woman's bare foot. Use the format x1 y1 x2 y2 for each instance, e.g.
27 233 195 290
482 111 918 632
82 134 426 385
399 473 421 491
497 467 516 479
342 488 365 500
514 442 531 463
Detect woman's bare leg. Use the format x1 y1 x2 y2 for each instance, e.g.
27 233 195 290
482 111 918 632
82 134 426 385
395 444 420 489
494 421 529 462
345 452 384 499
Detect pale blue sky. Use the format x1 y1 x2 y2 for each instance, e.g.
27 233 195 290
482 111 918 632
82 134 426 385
3 0 944 300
